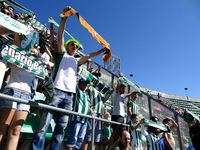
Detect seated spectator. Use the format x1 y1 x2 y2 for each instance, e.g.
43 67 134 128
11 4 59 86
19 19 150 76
109 129 132 150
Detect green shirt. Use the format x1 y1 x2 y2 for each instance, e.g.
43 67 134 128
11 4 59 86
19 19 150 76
72 87 90 123
127 100 139 114
87 86 104 115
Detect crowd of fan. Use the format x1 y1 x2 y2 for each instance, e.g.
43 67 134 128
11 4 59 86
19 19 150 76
0 3 199 150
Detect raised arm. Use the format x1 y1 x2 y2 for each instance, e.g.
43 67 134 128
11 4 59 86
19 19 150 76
131 118 145 130
124 91 139 99
168 118 178 130
78 48 106 66
49 23 58 54
57 6 71 53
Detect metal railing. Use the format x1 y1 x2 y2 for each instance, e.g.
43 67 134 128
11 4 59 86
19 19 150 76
0 93 129 150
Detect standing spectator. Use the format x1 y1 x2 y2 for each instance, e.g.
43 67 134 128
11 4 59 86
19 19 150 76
0 4 15 90
31 6 108 150
145 116 164 150
130 114 145 150
82 85 109 150
162 117 177 150
147 116 159 133
108 78 139 149
0 5 14 17
101 107 112 149
109 129 132 150
0 24 38 149
127 94 139 123
66 78 91 150
162 117 178 131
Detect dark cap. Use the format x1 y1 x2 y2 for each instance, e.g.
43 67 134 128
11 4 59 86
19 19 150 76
79 78 90 84
150 116 159 122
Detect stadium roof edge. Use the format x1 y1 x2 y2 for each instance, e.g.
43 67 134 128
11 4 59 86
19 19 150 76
140 87 200 102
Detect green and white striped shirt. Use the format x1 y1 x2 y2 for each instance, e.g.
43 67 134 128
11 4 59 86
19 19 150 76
72 87 90 123
127 100 139 114
87 86 104 115
131 124 144 150
146 133 162 150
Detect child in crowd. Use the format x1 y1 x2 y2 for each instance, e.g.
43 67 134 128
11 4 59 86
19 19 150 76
66 78 91 150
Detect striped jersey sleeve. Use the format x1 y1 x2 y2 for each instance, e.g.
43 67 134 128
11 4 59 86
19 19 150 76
87 86 104 115
72 87 90 123
146 133 163 150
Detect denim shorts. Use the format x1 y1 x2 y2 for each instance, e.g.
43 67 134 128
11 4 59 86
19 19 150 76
85 117 102 142
0 88 32 112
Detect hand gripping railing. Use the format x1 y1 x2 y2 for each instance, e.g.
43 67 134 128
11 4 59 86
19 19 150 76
0 93 129 150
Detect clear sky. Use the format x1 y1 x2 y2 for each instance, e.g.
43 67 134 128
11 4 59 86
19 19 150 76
15 0 200 98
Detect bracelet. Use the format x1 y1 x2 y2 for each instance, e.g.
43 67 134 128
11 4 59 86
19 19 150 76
60 11 73 18
60 13 66 18
101 48 105 52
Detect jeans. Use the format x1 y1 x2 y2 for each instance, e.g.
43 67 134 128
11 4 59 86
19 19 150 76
32 89 73 150
66 120 88 149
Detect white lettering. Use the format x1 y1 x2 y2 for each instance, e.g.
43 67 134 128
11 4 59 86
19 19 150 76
14 51 21 60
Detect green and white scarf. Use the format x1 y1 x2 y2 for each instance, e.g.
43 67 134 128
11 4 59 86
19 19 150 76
0 36 48 79
78 68 113 97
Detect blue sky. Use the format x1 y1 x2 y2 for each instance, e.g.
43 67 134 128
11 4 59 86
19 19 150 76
15 0 200 98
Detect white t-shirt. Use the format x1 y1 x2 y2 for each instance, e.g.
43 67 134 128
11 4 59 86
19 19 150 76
112 91 125 117
6 67 35 93
53 53 77 93
39 52 50 64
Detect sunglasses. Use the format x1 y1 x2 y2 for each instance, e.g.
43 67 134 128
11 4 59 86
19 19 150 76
70 42 79 48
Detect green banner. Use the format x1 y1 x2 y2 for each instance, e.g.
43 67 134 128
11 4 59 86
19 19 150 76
78 68 113 97
143 120 167 131
0 12 32 35
0 36 48 79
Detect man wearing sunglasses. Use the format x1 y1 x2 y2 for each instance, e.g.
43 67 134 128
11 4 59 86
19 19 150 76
32 6 107 150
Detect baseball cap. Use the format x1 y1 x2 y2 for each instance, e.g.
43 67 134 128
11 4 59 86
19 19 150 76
64 38 83 50
118 78 127 86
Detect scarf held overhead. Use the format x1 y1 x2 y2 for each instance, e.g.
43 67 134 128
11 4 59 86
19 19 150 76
61 7 112 62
